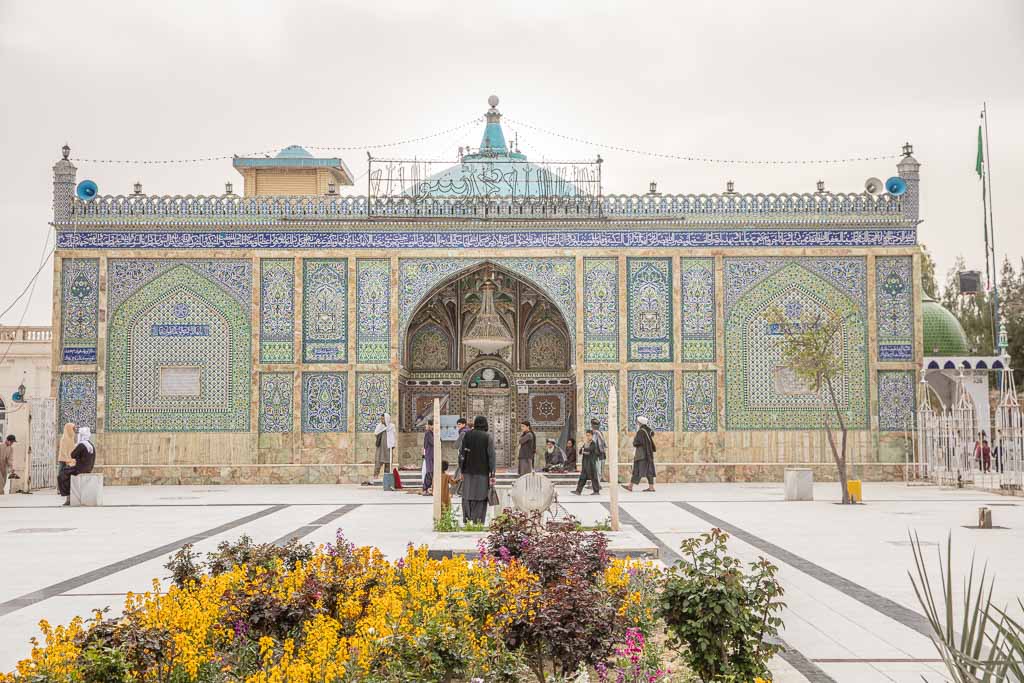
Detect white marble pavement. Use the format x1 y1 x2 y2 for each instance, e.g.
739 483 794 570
1 482 1022 682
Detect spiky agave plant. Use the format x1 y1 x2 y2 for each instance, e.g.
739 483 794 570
908 532 1024 682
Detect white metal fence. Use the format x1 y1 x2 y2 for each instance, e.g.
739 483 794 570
913 367 1024 493
28 398 57 490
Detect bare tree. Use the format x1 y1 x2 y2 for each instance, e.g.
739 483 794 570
767 306 853 504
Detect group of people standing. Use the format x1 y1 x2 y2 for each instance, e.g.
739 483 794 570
376 411 658 522
516 416 658 495
973 430 1005 473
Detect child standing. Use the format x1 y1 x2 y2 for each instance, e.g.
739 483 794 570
572 431 601 496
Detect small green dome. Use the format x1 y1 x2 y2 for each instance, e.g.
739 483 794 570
922 293 970 355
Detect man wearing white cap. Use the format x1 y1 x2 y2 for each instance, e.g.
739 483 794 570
625 417 656 492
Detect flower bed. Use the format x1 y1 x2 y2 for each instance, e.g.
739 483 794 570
2 516 783 683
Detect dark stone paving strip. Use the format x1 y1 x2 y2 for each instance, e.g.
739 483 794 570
674 501 932 638
777 645 840 683
605 503 836 683
0 505 289 618
273 504 358 546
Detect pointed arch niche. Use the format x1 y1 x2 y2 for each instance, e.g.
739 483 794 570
399 261 575 466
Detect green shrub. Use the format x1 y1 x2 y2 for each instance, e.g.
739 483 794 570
659 528 784 682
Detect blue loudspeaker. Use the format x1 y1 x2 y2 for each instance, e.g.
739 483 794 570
885 176 907 196
76 179 98 200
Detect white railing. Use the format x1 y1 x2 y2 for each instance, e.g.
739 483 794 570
0 326 53 342
66 191 905 221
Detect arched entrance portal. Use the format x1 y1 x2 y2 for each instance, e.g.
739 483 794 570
400 263 574 468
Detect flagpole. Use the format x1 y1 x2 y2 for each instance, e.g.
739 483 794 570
982 102 1001 352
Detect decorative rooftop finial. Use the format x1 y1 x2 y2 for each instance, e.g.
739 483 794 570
61 143 70 160
902 141 914 157
485 95 501 125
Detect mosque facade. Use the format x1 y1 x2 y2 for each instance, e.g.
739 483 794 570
49 97 925 484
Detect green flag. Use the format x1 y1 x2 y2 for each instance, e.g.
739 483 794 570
976 125 984 178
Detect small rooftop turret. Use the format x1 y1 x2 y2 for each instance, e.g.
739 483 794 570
232 145 355 197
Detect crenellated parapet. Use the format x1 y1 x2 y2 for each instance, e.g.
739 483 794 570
59 190 907 227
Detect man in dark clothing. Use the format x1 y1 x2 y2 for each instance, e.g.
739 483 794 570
422 419 435 495
460 416 496 524
58 427 97 506
590 418 606 484
517 421 536 476
453 418 470 479
625 417 656 492
542 438 566 472
572 431 601 496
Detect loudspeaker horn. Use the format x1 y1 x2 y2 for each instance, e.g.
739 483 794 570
864 177 883 195
76 179 98 201
885 176 907 196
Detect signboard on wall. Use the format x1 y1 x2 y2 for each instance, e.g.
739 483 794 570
440 415 461 442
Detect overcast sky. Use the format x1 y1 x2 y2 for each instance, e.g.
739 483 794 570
1 0 1022 325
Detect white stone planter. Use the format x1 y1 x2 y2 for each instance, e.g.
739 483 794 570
784 468 813 501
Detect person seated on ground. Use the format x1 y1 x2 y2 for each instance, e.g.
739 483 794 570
542 438 567 472
564 437 578 471
57 426 97 506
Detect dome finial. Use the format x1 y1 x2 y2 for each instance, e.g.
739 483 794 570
488 94 499 108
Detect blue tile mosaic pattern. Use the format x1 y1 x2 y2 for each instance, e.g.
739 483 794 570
259 372 293 433
301 372 347 433
680 257 715 362
583 371 618 431
105 261 252 432
583 258 619 362
724 257 868 430
58 229 918 251
356 373 391 432
356 259 391 364
260 259 294 363
627 258 673 362
628 371 674 432
878 371 916 431
683 371 717 432
60 258 99 364
58 373 97 432
303 259 348 363
875 256 914 361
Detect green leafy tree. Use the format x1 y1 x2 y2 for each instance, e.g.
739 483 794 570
920 243 939 299
997 258 1024 385
940 256 994 354
766 306 854 503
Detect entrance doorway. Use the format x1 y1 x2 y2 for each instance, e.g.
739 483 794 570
466 388 512 468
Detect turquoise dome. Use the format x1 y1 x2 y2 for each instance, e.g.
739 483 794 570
276 145 313 159
406 97 576 199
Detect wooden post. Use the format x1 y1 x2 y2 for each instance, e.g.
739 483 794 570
608 387 620 531
432 398 443 523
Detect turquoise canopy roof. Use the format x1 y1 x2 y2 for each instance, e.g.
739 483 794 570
406 97 579 199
